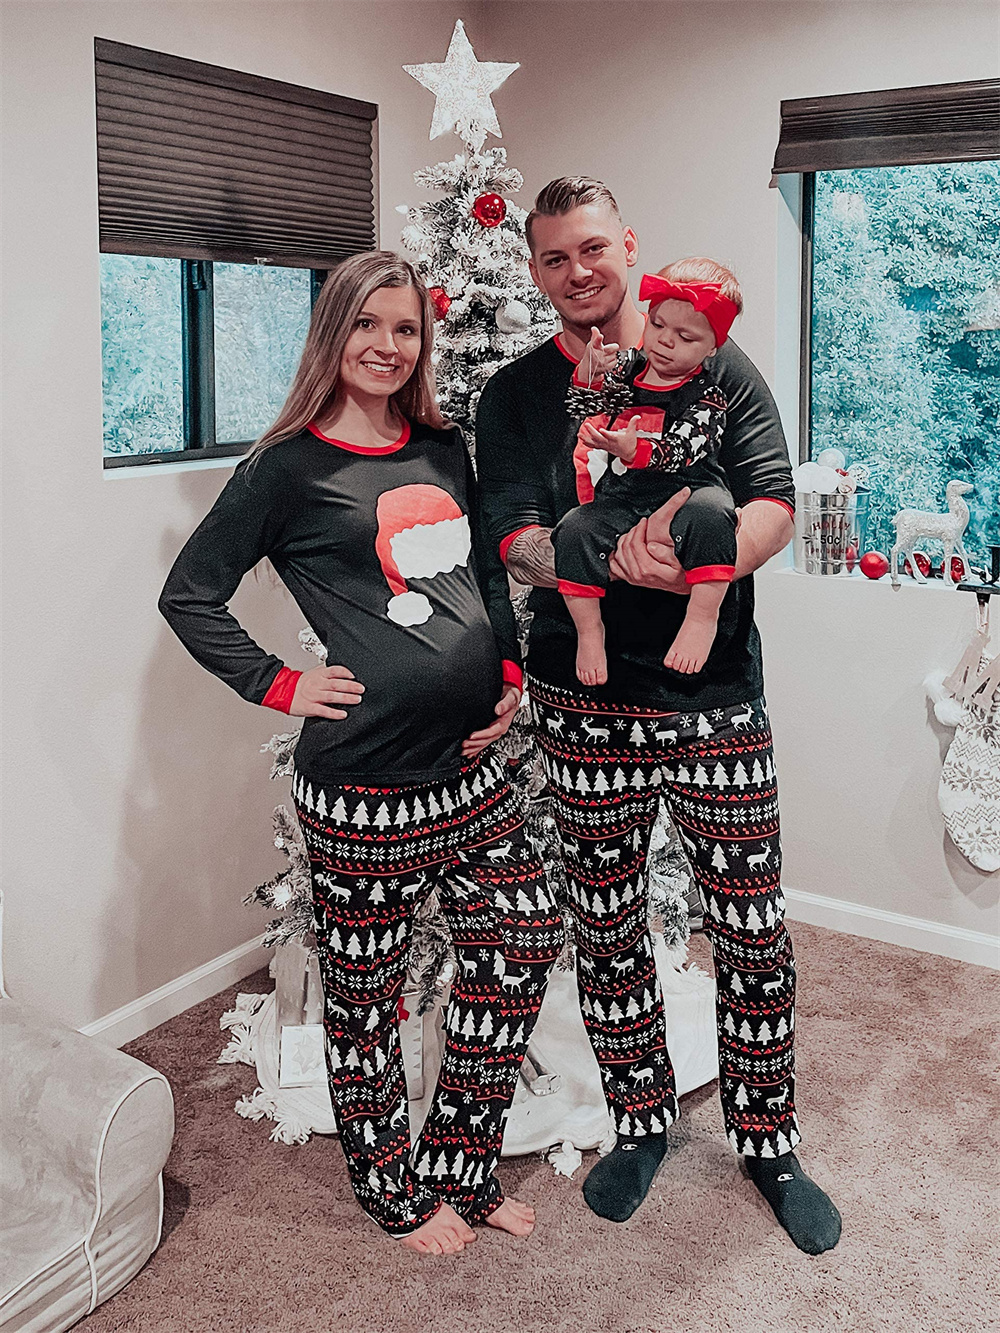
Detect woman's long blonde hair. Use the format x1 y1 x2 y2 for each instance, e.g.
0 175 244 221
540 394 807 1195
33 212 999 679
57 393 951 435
248 250 444 465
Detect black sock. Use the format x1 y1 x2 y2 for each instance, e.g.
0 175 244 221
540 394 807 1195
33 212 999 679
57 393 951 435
582 1133 668 1222
744 1152 842 1255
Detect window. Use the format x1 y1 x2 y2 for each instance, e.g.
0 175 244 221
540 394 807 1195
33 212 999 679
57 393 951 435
808 162 999 563
95 40 376 467
772 79 1000 565
101 256 314 461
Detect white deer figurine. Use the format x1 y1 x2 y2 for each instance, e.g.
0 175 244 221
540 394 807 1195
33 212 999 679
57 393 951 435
890 480 974 587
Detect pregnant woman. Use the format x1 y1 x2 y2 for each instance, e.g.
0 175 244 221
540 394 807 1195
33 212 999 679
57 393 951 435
160 251 561 1255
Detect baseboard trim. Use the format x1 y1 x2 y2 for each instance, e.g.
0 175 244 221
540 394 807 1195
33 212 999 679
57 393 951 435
77 895 998 1048
81 936 271 1048
784 887 999 970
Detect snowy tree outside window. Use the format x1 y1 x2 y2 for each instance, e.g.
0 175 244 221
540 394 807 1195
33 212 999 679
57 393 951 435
100 256 311 458
101 254 183 456
214 263 311 443
810 161 1000 564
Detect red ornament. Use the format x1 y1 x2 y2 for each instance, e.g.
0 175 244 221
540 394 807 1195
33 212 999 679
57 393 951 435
904 551 932 579
859 551 889 580
950 556 967 584
845 544 858 572
472 192 506 227
428 286 451 320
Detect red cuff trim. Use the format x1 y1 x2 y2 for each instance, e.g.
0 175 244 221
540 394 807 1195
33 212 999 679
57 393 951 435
685 564 736 585
572 369 605 389
558 579 605 599
748 496 796 519
261 666 301 713
501 660 524 692
499 524 542 564
627 438 654 469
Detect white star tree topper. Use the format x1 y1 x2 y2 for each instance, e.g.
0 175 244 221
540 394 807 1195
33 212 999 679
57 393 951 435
404 19 519 152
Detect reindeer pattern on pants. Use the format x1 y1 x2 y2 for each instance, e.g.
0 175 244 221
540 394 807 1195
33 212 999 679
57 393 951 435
529 679 800 1158
293 751 562 1234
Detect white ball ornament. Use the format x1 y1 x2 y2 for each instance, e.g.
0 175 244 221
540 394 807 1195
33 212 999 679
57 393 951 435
815 447 847 470
495 300 532 334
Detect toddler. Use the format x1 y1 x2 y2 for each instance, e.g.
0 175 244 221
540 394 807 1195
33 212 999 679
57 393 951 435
552 257 742 685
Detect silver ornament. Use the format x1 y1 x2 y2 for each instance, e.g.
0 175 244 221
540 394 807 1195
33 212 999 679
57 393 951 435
495 299 532 334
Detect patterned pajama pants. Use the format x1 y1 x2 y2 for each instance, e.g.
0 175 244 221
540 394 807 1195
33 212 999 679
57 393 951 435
529 677 801 1158
292 751 562 1235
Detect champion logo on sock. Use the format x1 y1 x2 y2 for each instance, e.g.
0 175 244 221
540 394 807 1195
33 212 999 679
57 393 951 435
777 1173 794 1182
621 1143 638 1152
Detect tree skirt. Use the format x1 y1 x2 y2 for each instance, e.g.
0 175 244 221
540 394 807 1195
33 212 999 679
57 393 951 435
223 935 717 1167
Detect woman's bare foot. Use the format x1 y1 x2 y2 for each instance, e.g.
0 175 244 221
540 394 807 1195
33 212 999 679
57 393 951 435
576 625 608 686
486 1197 536 1237
663 616 717 674
400 1203 477 1256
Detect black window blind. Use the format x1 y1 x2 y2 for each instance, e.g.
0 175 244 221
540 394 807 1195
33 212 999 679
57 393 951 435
95 38 377 268
772 79 1000 178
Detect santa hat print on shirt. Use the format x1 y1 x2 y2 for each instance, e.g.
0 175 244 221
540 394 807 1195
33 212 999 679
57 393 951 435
374 484 472 625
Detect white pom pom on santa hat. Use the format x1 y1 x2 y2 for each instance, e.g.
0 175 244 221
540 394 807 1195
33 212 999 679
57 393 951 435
386 591 433 626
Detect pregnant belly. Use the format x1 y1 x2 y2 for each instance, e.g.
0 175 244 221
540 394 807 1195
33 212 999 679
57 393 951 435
297 619 502 781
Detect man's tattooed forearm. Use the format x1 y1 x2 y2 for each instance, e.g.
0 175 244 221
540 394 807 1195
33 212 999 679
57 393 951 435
505 528 559 588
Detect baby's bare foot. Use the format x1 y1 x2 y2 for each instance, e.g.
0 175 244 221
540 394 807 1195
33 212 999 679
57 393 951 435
664 619 716 674
400 1203 477 1256
486 1197 536 1237
576 626 608 686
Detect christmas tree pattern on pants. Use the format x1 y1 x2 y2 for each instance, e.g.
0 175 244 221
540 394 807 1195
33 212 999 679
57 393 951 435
529 681 800 1158
293 752 562 1234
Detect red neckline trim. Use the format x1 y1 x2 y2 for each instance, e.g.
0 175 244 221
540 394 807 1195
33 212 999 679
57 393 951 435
307 419 411 454
554 329 645 363
552 334 580 365
633 365 702 392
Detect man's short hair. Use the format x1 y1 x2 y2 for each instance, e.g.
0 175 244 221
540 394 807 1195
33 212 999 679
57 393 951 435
525 177 622 253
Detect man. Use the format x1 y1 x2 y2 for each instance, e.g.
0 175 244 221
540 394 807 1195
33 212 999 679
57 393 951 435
475 178 841 1255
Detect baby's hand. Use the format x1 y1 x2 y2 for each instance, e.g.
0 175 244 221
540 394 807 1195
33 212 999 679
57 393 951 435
596 413 640 464
577 326 619 387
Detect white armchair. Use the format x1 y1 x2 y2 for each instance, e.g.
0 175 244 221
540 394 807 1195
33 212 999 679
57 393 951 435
0 896 174 1331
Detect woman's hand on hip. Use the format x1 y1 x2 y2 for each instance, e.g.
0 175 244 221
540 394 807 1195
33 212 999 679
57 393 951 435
461 684 521 759
289 665 365 720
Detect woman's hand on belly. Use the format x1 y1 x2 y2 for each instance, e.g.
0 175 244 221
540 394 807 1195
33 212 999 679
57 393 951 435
290 664 365 720
460 683 521 759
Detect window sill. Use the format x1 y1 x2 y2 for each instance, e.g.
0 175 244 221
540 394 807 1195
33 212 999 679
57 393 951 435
762 559 978 596
103 442 250 478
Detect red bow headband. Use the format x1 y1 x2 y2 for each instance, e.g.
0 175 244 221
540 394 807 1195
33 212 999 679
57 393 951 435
638 274 739 347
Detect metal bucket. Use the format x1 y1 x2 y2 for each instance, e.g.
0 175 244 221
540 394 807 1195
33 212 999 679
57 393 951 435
793 491 869 576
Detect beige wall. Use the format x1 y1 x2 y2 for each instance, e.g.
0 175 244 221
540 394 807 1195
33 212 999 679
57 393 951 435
0 0 476 1027
2 1 996 1032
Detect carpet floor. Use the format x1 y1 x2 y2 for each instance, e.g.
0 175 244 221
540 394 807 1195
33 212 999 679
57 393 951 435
80 923 999 1333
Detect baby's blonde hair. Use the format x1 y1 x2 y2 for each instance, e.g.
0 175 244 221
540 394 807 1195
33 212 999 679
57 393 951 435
657 257 743 314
